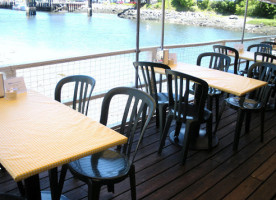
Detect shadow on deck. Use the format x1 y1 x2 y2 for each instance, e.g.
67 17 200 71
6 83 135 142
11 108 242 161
1 104 276 200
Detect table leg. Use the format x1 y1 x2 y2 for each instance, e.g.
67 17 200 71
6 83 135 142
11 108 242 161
24 175 41 200
48 165 69 200
233 109 245 151
22 166 69 200
169 124 218 150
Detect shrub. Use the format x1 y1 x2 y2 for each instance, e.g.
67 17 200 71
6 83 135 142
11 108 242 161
236 0 276 19
171 0 196 11
198 0 209 10
209 0 236 15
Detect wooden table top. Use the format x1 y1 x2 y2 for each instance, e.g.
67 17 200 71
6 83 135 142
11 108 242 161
229 50 276 63
155 63 267 97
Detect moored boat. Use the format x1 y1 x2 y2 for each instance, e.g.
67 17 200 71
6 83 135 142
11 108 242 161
12 2 26 11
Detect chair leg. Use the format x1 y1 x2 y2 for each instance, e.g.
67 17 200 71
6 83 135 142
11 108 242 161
140 105 147 142
181 121 198 165
207 95 213 113
214 100 226 134
155 108 160 128
129 164 136 200
88 181 101 200
158 104 167 138
274 93 276 111
173 121 183 143
17 181 25 197
260 109 265 142
233 109 245 151
207 113 213 151
215 96 219 123
245 112 251 134
107 184 114 193
158 114 173 154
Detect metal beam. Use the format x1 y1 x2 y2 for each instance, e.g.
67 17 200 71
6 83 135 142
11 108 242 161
136 0 141 62
241 0 249 44
161 0 165 49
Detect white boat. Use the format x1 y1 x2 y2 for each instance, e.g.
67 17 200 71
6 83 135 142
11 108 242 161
12 2 26 11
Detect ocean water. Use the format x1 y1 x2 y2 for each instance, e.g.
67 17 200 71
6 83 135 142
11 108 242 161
0 9 261 65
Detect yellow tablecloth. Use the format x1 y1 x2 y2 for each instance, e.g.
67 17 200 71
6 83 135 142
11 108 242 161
0 91 127 182
230 51 276 63
155 63 267 96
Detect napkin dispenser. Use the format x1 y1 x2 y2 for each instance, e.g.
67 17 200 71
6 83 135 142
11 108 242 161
155 48 169 64
0 73 4 98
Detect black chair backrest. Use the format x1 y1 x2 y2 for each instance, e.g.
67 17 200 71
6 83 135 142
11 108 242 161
254 52 276 63
213 45 239 74
165 69 209 123
247 44 272 54
55 75 96 116
197 52 231 72
100 87 155 163
133 61 170 103
261 41 276 46
248 62 276 104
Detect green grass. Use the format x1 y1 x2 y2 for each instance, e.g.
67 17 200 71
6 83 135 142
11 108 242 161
247 19 276 26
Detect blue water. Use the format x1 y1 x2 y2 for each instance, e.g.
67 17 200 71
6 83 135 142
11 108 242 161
0 9 260 63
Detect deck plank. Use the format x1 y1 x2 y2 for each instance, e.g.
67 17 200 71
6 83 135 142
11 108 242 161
247 171 276 200
139 111 276 200
223 153 276 200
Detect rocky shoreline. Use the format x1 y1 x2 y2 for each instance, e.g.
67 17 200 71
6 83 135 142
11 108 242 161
91 4 276 35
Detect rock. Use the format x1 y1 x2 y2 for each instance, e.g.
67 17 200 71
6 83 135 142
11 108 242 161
90 4 276 35
229 15 238 19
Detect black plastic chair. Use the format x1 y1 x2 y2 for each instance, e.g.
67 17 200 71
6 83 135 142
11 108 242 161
216 62 276 151
158 70 212 164
53 75 96 198
261 41 276 47
68 87 155 200
254 52 276 63
213 45 240 74
254 52 276 110
242 43 273 76
133 61 170 136
197 52 231 123
248 43 272 54
55 75 96 116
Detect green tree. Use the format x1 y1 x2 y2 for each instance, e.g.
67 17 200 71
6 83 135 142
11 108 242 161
236 0 276 19
198 0 209 10
209 0 236 15
253 1 276 18
172 0 196 11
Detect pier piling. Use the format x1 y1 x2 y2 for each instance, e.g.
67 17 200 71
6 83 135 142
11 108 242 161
26 0 36 15
87 0 92 16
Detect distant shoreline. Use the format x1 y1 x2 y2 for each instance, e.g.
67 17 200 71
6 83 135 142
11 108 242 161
91 4 276 35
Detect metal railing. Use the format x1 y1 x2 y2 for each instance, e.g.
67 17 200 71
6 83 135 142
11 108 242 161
0 35 275 123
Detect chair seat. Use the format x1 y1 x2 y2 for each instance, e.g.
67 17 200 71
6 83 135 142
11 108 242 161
157 92 169 104
208 87 222 96
69 149 130 180
225 97 264 110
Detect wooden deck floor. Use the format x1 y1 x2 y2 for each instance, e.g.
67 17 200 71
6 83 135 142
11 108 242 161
1 106 276 200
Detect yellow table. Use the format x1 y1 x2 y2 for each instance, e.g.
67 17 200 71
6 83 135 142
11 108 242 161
0 90 127 200
229 50 276 63
156 63 267 96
